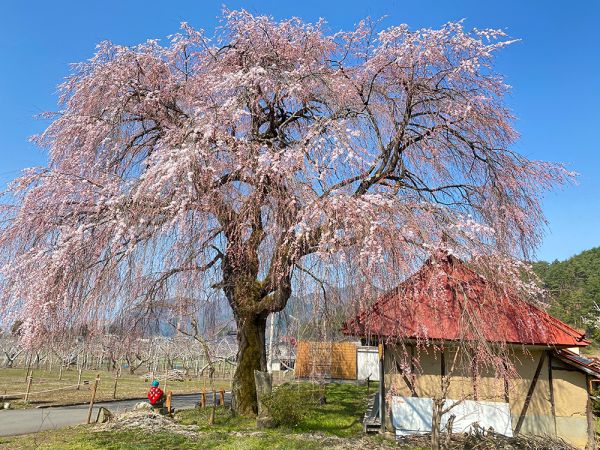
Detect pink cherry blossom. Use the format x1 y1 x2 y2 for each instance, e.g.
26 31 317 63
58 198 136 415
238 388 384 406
0 9 571 415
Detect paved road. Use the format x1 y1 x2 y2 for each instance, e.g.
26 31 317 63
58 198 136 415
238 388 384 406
0 393 231 437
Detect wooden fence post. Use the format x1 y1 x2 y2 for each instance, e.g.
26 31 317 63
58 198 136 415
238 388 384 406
24 376 33 402
219 389 225 406
166 390 172 413
86 374 100 424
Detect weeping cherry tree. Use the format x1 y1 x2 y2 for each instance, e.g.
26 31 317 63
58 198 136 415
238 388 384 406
0 10 571 415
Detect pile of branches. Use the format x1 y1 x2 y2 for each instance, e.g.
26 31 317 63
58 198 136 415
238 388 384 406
397 429 577 450
140 369 186 382
95 410 197 437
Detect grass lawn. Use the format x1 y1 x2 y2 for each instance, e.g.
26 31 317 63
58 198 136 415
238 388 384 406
0 428 342 450
0 382 402 449
0 367 231 408
177 382 372 437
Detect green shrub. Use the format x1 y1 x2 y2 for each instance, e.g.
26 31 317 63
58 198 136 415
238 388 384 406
262 383 320 427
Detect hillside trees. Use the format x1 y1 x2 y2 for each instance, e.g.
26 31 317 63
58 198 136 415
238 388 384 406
533 247 600 340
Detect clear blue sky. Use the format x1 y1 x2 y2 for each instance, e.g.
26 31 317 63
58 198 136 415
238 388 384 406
1 1 598 262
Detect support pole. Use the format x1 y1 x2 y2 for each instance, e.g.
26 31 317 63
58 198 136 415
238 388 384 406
112 376 118 399
267 313 275 373
378 341 385 432
24 376 33 402
24 354 32 382
86 374 100 424
163 370 168 395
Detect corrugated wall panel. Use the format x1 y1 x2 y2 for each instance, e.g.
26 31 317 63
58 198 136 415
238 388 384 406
295 341 357 380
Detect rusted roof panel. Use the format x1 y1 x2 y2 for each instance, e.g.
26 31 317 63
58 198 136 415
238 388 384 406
342 253 589 348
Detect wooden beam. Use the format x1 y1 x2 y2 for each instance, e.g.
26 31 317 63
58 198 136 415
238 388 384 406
551 365 580 372
440 349 446 377
410 345 416 394
503 361 510 403
585 374 597 450
394 358 418 397
547 351 557 436
402 372 418 397
514 352 545 435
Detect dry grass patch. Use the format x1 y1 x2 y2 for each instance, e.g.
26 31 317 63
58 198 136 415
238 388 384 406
0 368 229 408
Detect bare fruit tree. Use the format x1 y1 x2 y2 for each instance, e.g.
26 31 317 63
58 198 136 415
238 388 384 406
0 331 23 368
123 336 153 375
0 9 570 415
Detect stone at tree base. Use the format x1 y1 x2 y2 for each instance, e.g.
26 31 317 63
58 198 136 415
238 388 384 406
256 416 275 429
3 402 11 410
134 402 151 410
96 407 113 423
255 415 275 429
254 370 275 429
153 406 169 415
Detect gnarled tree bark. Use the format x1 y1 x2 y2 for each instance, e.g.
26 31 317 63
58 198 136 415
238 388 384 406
231 312 268 416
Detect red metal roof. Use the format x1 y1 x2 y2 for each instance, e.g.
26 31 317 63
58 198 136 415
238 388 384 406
342 252 589 348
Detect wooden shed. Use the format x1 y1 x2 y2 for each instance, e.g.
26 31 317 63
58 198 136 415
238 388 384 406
343 252 599 449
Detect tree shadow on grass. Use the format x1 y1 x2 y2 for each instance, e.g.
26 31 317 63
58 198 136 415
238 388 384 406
293 384 369 437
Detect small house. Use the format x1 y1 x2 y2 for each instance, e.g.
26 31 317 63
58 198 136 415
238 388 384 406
343 252 599 449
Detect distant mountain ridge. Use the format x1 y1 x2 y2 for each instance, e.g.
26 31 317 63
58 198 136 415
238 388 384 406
532 246 600 342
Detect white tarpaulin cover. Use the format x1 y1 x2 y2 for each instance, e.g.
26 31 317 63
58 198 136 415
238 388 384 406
392 396 513 437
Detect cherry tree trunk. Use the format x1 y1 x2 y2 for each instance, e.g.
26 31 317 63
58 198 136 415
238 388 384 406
431 398 444 450
231 312 268 416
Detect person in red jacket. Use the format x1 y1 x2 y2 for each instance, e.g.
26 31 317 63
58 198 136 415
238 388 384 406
147 380 165 407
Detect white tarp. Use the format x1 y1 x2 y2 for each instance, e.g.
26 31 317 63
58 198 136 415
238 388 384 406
392 396 513 437
357 346 379 381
